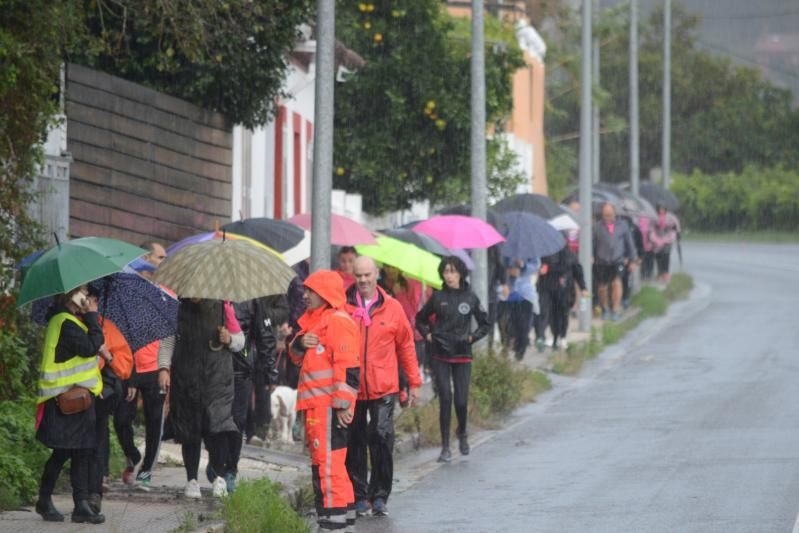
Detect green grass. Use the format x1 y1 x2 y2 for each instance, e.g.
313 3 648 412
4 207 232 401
682 230 799 243
550 327 603 375
169 512 197 533
663 273 694 301
223 478 309 533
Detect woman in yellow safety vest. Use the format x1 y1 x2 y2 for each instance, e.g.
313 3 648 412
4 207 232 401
34 285 110 525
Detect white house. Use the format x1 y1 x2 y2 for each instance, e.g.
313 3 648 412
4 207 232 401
231 26 365 222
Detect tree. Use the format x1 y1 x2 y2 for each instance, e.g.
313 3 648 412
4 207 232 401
333 0 526 214
541 2 799 198
75 0 313 128
0 0 84 314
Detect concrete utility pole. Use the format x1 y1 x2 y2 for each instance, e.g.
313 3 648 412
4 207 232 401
592 0 600 184
470 0 488 307
310 0 335 272
630 0 640 196
662 0 672 189
578 0 593 332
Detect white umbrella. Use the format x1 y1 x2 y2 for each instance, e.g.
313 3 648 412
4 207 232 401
281 230 311 266
549 213 579 232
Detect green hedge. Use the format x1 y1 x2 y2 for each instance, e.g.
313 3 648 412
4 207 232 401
671 167 799 231
0 398 50 508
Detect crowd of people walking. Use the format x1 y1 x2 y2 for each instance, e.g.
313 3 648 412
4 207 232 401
26 190 679 531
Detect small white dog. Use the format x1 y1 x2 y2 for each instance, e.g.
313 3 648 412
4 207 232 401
270 386 297 444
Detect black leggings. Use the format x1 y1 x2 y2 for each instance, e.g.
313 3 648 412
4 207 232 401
432 359 471 447
40 448 93 505
655 251 671 275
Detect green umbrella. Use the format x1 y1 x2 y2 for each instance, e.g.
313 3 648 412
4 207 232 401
17 237 147 307
356 235 443 290
152 238 296 302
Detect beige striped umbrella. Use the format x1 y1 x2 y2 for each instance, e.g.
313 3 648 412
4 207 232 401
152 239 296 302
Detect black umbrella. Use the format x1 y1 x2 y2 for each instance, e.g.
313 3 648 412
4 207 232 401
639 183 680 212
595 183 656 219
221 217 305 252
493 193 563 219
379 228 450 256
436 204 502 228
498 212 566 261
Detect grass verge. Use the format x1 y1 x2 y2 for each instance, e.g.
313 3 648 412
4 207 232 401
223 478 310 533
549 274 694 376
396 352 552 447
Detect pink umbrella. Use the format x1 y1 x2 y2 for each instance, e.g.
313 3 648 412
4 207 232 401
288 213 376 246
413 215 505 249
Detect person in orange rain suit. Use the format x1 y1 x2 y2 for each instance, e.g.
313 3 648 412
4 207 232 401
290 270 361 533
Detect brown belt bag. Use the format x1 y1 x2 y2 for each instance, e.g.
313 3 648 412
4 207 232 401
55 386 92 415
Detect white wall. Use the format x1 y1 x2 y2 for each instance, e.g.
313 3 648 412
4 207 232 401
232 58 315 221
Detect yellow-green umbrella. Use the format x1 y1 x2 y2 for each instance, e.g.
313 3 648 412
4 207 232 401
356 235 442 289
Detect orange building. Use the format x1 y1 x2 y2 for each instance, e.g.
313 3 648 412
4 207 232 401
446 1 548 195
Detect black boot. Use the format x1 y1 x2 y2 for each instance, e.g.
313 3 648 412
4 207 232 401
72 499 105 524
437 447 452 463
88 493 102 514
458 432 470 456
35 497 64 522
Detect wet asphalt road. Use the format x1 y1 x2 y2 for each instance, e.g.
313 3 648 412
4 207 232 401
359 242 799 533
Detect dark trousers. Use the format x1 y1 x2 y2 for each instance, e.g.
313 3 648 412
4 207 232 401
187 431 236 482
248 372 271 439
89 396 117 497
535 289 554 341
40 448 93 505
641 252 655 280
414 340 428 374
346 395 397 502
550 287 572 343
113 382 140 467
114 373 164 473
655 251 671 276
510 300 534 358
229 374 252 474
433 359 471 447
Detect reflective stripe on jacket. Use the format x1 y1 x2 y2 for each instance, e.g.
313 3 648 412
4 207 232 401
37 312 102 404
292 308 360 411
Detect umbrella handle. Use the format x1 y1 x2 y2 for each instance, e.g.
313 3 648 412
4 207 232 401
208 340 225 352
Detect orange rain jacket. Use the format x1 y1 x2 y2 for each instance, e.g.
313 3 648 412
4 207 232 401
98 317 134 380
290 270 361 412
345 286 421 400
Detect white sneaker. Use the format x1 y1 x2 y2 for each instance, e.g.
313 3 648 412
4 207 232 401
212 476 228 498
184 479 201 499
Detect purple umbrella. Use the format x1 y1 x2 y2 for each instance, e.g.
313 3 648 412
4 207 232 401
32 273 178 352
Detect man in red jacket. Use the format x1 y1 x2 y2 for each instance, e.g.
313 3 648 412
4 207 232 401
345 256 421 517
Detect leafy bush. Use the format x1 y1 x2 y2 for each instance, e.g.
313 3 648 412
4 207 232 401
672 167 799 231
223 478 309 533
0 398 50 508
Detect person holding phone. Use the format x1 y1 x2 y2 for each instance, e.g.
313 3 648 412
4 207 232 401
35 286 108 524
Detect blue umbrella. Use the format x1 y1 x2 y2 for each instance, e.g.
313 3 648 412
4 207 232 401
32 273 178 352
499 212 566 261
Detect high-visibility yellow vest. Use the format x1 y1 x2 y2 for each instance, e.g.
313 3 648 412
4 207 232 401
37 312 102 404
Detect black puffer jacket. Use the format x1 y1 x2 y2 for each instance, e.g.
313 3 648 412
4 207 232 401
232 298 277 384
416 284 490 361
